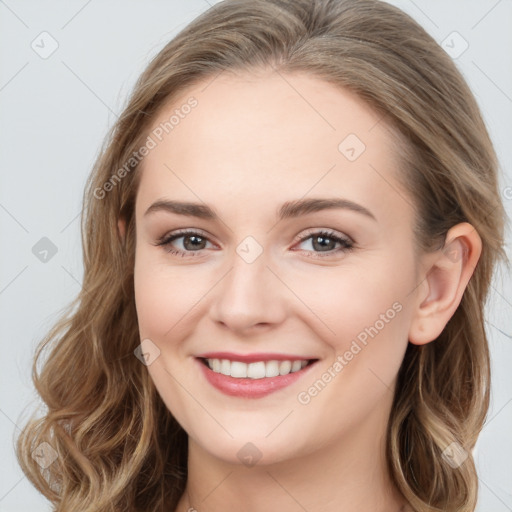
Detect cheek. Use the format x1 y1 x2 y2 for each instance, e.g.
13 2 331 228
133 252 213 341
291 274 411 440
133 253 205 427
290 258 412 349
291 255 414 406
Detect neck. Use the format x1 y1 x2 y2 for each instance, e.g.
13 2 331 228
175 393 409 512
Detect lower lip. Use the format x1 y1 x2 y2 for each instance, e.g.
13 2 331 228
196 358 317 399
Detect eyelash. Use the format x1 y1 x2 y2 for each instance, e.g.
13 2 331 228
155 228 355 259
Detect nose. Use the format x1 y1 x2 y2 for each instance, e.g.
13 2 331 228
208 249 288 334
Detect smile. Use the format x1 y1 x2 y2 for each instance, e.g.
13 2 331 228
204 358 309 379
195 353 318 399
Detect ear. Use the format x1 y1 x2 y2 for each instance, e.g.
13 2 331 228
117 216 126 243
408 222 482 345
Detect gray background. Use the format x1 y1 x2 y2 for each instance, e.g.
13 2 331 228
1 1 511 510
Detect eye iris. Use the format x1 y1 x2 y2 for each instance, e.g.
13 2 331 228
183 235 206 250
312 235 336 252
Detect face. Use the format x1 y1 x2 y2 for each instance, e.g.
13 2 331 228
133 69 421 466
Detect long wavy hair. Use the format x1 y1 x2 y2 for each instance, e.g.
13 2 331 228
16 0 507 510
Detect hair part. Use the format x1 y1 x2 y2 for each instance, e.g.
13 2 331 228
16 0 507 510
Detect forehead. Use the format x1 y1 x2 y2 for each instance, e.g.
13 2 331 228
135 69 411 227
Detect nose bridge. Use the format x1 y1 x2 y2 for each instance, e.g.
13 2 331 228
209 240 286 331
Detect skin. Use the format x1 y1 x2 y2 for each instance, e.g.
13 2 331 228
120 68 481 512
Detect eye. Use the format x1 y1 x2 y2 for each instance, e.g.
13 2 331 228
155 228 354 259
293 229 354 258
155 229 215 257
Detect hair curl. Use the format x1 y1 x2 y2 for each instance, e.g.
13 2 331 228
16 0 507 510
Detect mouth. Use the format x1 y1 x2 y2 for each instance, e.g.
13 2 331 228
195 354 318 399
198 357 315 378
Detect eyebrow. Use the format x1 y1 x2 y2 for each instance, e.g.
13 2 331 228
144 197 377 222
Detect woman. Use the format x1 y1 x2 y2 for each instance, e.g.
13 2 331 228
16 0 507 511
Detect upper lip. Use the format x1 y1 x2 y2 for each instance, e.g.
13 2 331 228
196 351 318 363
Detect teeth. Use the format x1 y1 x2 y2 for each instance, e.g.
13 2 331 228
230 361 247 378
291 360 302 372
247 361 266 379
279 360 291 374
206 358 310 379
265 360 280 377
220 359 231 376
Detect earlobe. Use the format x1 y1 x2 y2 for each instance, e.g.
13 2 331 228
408 223 482 346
